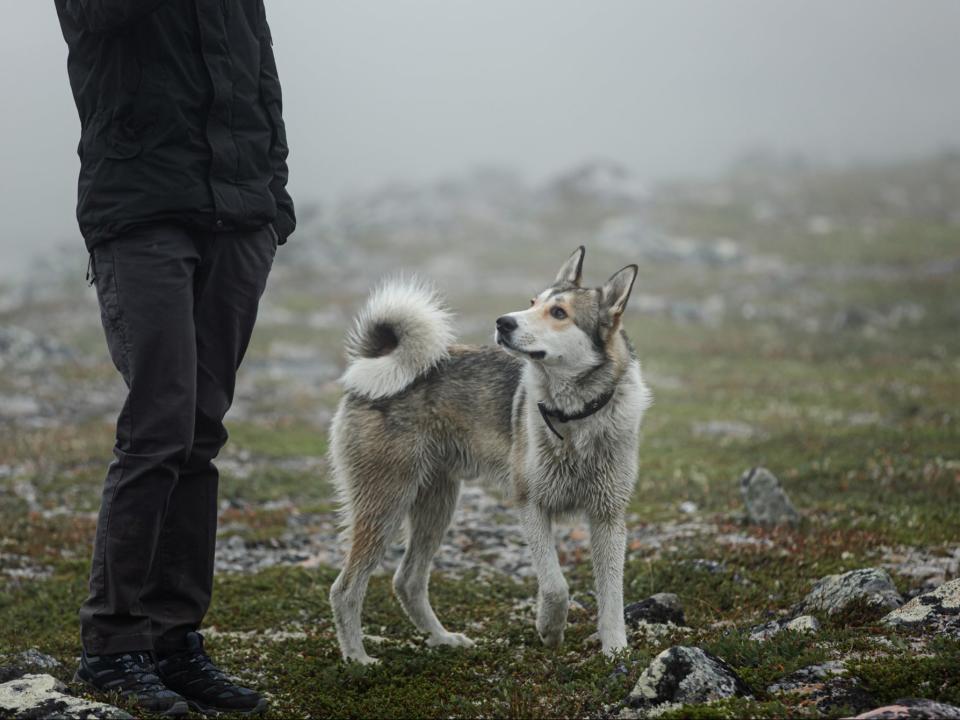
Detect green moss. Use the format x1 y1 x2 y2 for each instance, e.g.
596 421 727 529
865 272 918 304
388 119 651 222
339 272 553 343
226 420 329 459
851 638 960 707
655 696 817 719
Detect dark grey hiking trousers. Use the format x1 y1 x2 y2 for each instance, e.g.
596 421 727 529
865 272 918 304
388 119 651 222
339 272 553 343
79 223 277 655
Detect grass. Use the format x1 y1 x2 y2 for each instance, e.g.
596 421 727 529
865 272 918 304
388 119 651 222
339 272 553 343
1 155 959 717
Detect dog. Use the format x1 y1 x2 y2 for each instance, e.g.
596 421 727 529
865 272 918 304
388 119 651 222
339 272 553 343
328 246 651 664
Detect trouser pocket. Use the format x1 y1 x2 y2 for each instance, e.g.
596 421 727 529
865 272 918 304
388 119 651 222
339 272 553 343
93 244 131 380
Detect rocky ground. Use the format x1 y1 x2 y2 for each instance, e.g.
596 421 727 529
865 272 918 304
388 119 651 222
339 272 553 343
1 153 959 718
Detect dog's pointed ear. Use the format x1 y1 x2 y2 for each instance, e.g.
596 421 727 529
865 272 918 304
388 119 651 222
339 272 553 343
554 246 586 286
601 264 638 319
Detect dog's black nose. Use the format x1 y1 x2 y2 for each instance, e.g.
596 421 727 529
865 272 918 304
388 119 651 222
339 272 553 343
496 315 518 333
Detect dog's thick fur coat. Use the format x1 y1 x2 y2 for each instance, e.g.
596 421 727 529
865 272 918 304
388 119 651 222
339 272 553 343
329 248 651 664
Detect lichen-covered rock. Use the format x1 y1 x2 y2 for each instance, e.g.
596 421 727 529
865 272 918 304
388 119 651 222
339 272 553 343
749 614 820 641
767 661 847 694
621 646 751 715
15 649 61 672
624 593 686 627
799 568 903 616
767 662 874 714
0 673 132 719
740 467 800 526
850 699 960 719
881 578 960 638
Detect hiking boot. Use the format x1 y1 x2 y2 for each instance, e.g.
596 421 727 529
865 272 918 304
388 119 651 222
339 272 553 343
158 632 266 715
75 650 189 717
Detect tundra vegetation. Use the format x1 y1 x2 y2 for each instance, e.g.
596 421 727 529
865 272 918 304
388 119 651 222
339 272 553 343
1 153 959 718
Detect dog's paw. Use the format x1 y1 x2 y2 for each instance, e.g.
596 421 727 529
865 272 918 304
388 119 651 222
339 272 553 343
536 592 569 648
601 640 629 658
346 653 381 666
426 632 475 648
538 628 565 649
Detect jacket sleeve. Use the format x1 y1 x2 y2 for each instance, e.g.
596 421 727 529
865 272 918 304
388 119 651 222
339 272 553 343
258 3 296 243
58 0 168 34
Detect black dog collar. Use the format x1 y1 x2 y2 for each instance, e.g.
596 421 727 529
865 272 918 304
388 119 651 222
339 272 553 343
537 389 615 441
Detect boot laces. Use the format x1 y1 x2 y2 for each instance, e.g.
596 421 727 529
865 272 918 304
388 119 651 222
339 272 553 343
189 650 232 684
116 652 164 691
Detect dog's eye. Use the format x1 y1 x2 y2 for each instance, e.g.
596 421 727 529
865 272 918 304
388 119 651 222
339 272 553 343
530 298 536 306
550 306 567 320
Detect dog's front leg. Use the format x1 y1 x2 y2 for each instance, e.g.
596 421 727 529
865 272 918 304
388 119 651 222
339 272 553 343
589 513 628 656
521 503 568 648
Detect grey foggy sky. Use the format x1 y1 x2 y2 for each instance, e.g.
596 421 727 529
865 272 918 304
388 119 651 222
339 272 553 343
2 0 960 276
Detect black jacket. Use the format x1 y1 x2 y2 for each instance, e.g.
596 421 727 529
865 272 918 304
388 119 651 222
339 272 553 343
55 0 295 250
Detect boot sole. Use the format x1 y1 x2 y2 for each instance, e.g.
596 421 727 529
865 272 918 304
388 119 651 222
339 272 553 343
186 696 268 716
73 670 190 717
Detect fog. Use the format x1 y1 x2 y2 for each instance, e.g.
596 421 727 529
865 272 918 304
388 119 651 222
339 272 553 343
2 0 959 278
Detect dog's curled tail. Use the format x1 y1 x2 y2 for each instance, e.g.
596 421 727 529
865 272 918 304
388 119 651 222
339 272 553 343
341 278 454 399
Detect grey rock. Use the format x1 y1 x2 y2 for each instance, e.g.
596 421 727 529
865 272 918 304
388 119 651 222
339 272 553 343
624 593 686 627
749 614 820 641
226 534 247 551
740 467 800 526
849 698 960 719
799 568 903 616
686 558 726 574
799 678 874 714
15 649 61 671
0 326 73 373
767 662 875 714
881 546 960 594
0 673 132 719
623 646 751 714
882 578 960 638
767 661 847 693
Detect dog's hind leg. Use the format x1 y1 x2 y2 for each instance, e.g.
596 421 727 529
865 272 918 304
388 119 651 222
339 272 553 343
521 502 568 649
330 479 415 665
589 513 628 655
393 475 474 649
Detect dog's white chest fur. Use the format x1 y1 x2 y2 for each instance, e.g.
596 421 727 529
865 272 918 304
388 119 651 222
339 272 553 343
519 361 650 517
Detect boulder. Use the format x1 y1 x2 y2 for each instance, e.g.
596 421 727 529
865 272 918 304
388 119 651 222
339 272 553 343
799 568 903 616
767 662 875 715
749 614 820 641
881 578 960 638
624 593 686 627
740 467 799 526
767 661 847 694
621 646 750 715
0 673 131 719
850 699 960 719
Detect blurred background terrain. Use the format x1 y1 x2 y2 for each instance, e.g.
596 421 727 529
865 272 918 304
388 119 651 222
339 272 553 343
2 152 958 717
1 1 959 718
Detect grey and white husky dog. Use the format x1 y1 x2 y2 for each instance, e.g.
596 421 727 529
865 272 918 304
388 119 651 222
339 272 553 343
328 246 652 664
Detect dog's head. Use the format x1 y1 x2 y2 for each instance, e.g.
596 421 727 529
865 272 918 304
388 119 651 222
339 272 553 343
495 246 637 372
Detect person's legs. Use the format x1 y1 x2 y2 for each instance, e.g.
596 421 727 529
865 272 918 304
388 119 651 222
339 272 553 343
141 225 277 655
80 224 201 656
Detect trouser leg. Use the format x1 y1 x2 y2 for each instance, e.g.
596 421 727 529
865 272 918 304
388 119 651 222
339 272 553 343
141 226 277 654
79 225 200 655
